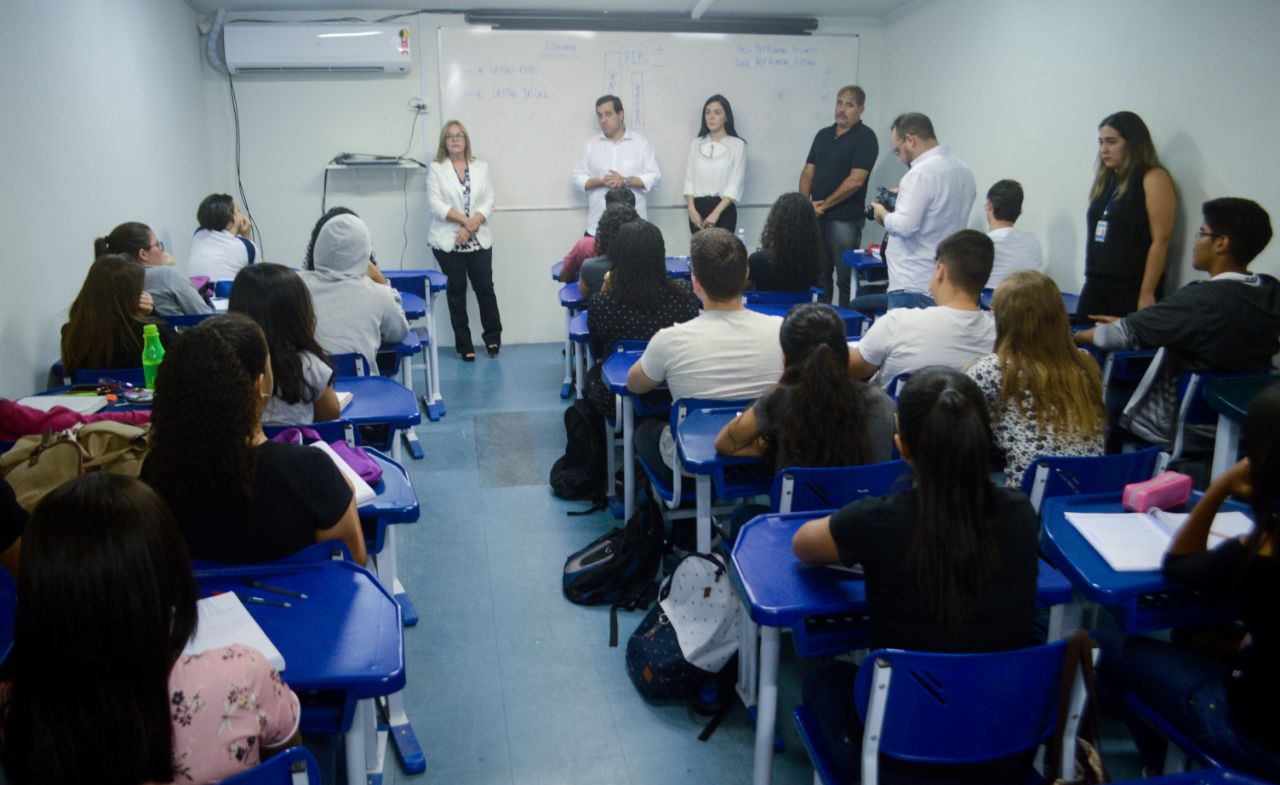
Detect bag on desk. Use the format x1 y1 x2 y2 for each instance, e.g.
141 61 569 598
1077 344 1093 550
0 421 150 510
625 552 740 701
549 398 607 505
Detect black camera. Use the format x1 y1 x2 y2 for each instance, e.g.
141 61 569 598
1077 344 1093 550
865 186 896 221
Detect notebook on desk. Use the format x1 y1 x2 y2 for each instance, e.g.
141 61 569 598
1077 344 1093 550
1065 510 1253 571
311 440 375 505
16 395 109 415
184 592 286 672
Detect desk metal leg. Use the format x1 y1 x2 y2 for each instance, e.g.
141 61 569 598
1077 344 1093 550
348 698 386 785
423 291 446 421
575 343 586 400
1049 595 1086 641
399 348 425 460
384 689 426 775
382 523 418 627
623 399 635 520
696 476 712 554
560 308 574 399
736 600 759 712
1211 415 1241 479
752 626 781 785
605 418 623 518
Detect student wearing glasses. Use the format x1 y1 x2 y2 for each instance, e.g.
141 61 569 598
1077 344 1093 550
94 221 212 316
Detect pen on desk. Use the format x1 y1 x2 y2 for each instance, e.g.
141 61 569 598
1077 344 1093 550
242 579 308 600
236 593 292 609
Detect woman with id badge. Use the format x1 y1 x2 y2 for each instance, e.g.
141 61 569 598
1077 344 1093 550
1077 111 1176 322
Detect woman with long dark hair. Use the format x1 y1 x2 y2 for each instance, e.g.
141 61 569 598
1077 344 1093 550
683 94 746 234
747 192 821 292
577 203 639 299
61 254 176 375
790 367 1040 783
1078 110 1176 319
0 473 300 785
584 220 699 419
967 270 1105 486
230 263 340 424
95 221 211 316
1096 382 1280 779
141 314 365 565
715 303 894 470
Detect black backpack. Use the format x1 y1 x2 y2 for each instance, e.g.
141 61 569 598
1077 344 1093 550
549 399 607 504
563 496 664 642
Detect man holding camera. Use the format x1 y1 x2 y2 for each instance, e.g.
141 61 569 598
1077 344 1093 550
868 112 976 310
799 85 878 307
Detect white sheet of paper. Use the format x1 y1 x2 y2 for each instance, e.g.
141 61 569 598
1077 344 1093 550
17 395 108 414
1065 512 1170 571
336 390 353 411
311 440 376 505
184 592 285 672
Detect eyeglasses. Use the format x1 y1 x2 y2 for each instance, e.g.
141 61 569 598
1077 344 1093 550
147 240 165 252
445 134 466 141
1194 230 1222 240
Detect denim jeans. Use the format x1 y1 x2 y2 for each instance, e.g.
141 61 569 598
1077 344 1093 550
817 218 863 308
886 290 935 310
1094 628 1280 778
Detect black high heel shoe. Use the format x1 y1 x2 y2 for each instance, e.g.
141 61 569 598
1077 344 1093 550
460 350 476 362
486 344 500 357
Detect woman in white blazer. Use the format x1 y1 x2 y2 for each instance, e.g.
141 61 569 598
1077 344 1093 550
427 120 502 360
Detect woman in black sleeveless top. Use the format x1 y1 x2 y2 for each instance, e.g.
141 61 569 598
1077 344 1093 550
1077 111 1176 321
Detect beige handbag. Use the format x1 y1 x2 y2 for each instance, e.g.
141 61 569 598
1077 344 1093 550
0 421 150 510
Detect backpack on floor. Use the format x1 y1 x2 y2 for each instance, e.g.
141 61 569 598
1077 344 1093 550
549 398 607 505
563 495 663 617
625 552 741 702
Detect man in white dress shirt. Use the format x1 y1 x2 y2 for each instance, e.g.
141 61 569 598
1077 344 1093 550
867 112 976 311
984 179 1045 290
571 95 661 236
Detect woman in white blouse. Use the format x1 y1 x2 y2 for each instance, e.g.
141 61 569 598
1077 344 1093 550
427 120 502 360
683 94 746 234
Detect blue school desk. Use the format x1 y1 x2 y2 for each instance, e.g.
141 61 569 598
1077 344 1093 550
558 284 586 398
603 348 646 519
1041 493 1251 634
744 302 867 337
1204 374 1280 477
377 331 426 458
384 269 449 422
979 288 1080 316
333 375 423 630
568 311 590 400
551 256 690 281
731 512 1075 785
674 405 773 554
194 559 412 785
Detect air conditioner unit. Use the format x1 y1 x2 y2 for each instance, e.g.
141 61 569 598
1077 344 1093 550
224 23 412 74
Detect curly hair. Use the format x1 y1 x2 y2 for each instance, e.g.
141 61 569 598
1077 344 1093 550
759 193 820 287
593 204 639 258
144 314 266 513
608 220 687 309
761 303 873 467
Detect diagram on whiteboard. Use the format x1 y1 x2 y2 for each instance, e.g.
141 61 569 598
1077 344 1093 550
603 47 647 129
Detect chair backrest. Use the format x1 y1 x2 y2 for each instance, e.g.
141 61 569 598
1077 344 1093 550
771 461 913 514
219 745 323 785
329 352 371 377
163 312 217 330
1021 446 1165 512
1170 366 1271 459
887 372 911 398
742 289 820 306
854 641 1075 781
68 367 147 388
262 420 357 446
214 280 234 298
0 567 16 665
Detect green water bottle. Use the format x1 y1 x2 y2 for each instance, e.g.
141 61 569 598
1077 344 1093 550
142 324 165 390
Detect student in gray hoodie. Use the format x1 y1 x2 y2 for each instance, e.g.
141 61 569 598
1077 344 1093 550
302 211 409 371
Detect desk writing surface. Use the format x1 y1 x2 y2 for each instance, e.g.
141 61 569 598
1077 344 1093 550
1204 374 1280 421
195 560 404 696
676 407 757 472
569 311 589 342
400 292 427 320
559 284 584 308
665 257 691 278
551 261 563 280
333 377 421 429
602 350 644 394
745 302 864 335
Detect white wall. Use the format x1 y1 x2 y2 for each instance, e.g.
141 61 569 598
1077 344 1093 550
876 0 1280 290
200 12 884 349
0 0 211 399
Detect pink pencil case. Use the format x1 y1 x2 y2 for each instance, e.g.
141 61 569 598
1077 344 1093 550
1122 471 1192 512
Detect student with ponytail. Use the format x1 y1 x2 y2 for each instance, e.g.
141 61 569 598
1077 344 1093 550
714 302 894 471
95 221 211 316
791 367 1040 783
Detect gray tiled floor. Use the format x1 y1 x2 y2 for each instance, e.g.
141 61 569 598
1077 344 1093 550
379 342 1143 785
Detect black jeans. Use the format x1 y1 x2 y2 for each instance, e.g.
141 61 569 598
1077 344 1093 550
689 197 738 234
433 246 503 353
817 218 863 308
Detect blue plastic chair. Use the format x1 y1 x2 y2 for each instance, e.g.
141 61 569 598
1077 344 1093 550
69 367 147 388
842 249 888 294
219 745 323 785
743 288 822 305
1021 446 1165 513
637 397 760 512
214 280 234 298
0 567 15 665
1123 692 1228 773
163 312 217 330
1169 365 1272 461
329 352 372 377
770 460 913 513
794 640 1085 785
887 372 911 399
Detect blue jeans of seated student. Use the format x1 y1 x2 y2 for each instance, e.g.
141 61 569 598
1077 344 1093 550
1093 628 1280 779
817 218 863 308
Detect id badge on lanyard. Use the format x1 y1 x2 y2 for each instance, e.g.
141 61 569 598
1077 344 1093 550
1095 184 1118 244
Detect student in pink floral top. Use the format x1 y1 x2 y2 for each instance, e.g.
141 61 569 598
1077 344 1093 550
0 474 300 785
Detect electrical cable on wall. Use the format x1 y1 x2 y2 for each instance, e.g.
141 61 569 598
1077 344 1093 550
226 73 262 256
398 108 422 265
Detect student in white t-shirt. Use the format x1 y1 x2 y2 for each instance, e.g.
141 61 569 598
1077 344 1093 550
187 193 261 282
628 228 783 481
985 179 1044 290
849 229 996 390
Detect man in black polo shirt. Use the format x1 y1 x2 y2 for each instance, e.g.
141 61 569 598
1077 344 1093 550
799 85 879 307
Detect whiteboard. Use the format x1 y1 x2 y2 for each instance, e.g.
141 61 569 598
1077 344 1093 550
436 27 859 212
